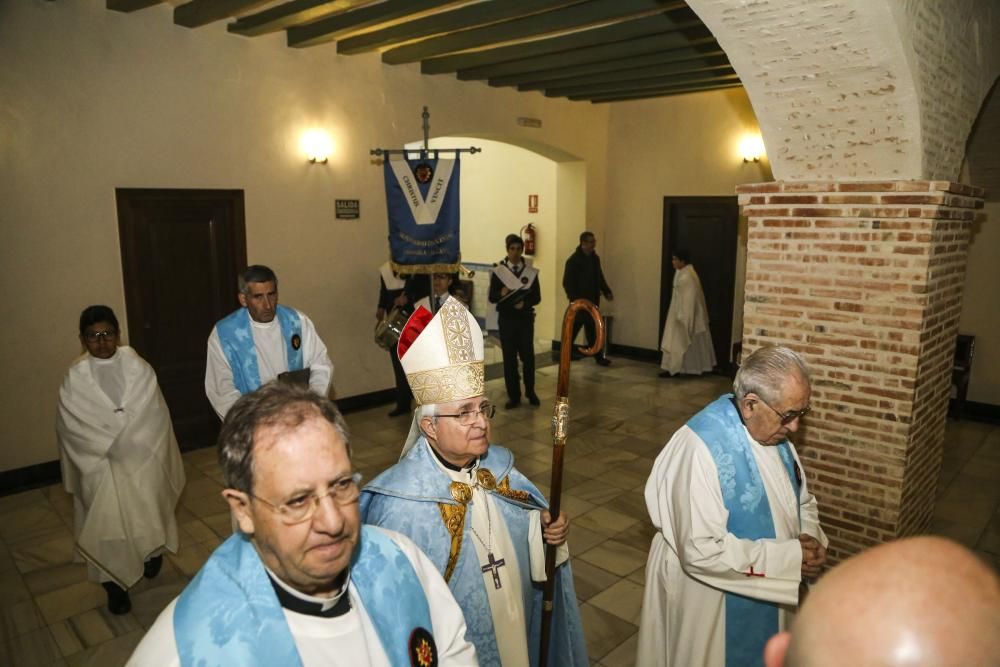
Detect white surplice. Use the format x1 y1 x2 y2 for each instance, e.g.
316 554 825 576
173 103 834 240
205 309 333 419
127 528 478 667
660 264 716 375
57 346 185 588
636 424 827 667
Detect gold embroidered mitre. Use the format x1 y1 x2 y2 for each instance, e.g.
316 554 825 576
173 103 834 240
397 296 485 405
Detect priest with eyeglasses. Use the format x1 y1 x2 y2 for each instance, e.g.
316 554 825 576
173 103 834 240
128 382 476 666
360 296 588 666
637 345 828 667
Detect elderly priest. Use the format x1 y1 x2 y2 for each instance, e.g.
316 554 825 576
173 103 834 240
360 296 588 666
128 382 476 666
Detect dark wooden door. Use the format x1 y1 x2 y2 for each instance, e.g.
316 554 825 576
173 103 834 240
117 189 247 449
661 196 739 373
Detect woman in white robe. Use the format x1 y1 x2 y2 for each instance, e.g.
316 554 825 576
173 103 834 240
660 250 717 376
57 305 186 614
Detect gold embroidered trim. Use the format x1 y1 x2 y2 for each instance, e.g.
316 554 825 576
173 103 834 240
407 361 485 405
438 502 467 583
440 298 474 364
496 477 531 502
476 469 496 490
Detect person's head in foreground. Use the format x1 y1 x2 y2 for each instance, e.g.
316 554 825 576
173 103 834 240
733 345 812 446
219 381 359 596
764 535 1000 667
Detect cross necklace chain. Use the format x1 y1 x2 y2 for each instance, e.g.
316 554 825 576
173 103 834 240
469 488 506 590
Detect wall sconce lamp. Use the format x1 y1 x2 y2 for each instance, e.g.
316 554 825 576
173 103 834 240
302 129 332 164
739 133 766 163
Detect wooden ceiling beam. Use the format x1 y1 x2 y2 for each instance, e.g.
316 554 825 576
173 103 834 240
383 0 687 65
107 0 163 12
553 70 740 98
582 80 743 103
174 0 273 28
286 0 465 48
489 44 725 88
462 30 716 83
227 0 349 37
522 57 732 93
421 12 700 75
337 0 584 55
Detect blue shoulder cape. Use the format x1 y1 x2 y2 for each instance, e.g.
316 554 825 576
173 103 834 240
360 437 589 667
173 527 432 666
215 305 303 394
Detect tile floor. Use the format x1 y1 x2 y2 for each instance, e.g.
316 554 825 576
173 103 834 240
2 356 998 666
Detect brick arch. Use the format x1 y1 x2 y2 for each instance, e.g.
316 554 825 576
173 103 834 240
687 0 1000 181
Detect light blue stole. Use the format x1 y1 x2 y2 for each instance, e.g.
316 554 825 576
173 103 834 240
216 305 303 394
687 394 801 667
174 527 433 667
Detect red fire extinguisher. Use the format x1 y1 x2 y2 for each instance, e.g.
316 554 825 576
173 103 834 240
521 223 537 256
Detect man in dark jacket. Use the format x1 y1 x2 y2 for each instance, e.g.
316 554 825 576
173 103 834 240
562 231 614 366
489 234 541 409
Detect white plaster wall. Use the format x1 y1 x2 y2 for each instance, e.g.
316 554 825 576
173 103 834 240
427 136 561 346
0 1 609 471
602 87 771 351
958 203 1000 404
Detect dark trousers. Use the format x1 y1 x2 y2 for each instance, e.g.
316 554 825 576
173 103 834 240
389 347 412 411
572 305 606 360
499 313 535 401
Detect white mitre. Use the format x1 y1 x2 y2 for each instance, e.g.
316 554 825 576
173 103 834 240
397 296 484 456
397 295 485 405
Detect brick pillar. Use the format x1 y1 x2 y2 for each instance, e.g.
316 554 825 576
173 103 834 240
736 180 983 562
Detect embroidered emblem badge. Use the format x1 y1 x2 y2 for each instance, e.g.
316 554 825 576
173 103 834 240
476 468 497 490
409 627 438 667
449 481 472 505
414 163 434 184
291 334 301 350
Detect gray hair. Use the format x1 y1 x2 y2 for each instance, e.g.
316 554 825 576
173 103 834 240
237 265 278 295
733 345 811 404
218 382 351 494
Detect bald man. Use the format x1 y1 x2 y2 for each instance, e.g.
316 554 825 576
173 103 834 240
764 536 1000 667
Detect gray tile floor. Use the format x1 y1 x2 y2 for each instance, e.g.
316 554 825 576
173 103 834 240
1 356 997 666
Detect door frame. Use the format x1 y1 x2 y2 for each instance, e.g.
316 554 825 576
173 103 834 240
660 195 739 373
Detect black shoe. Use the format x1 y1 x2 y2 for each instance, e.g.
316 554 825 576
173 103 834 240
505 399 521 410
102 582 131 615
527 393 540 407
143 554 163 579
387 407 410 417
596 357 612 367
658 370 673 378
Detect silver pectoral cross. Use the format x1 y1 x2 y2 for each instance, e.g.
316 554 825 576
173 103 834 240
481 552 506 589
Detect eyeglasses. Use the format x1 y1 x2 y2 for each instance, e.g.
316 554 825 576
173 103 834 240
83 330 117 342
436 402 496 426
756 397 811 426
251 472 363 525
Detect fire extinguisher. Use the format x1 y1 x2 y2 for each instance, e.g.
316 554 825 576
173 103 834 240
521 223 537 256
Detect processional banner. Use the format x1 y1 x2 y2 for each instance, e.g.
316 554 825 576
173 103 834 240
384 154 461 274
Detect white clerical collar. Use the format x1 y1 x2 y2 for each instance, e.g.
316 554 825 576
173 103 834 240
264 563 350 614
426 440 480 483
